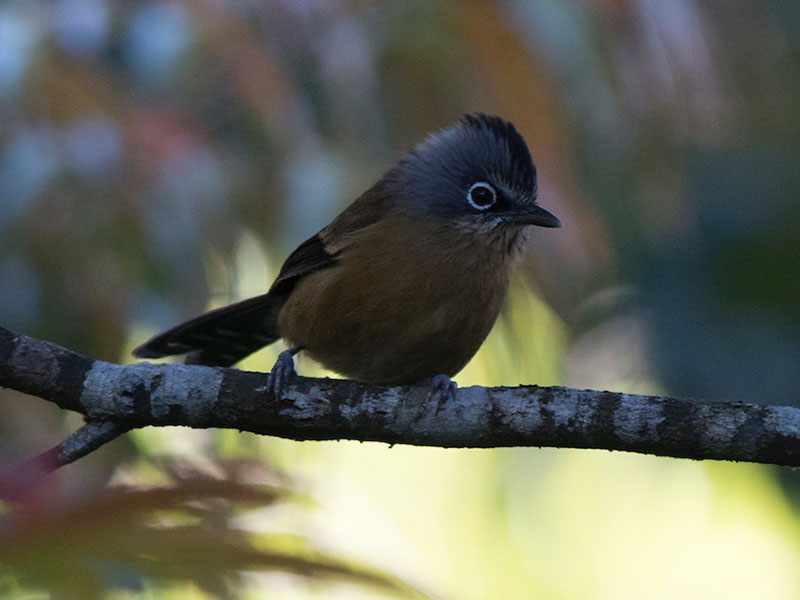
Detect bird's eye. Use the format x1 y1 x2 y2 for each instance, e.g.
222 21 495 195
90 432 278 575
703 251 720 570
467 182 496 210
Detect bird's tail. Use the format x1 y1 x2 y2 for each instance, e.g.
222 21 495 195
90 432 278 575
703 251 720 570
132 293 283 367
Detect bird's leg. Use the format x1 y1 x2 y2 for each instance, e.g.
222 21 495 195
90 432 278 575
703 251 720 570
426 373 458 411
264 346 302 398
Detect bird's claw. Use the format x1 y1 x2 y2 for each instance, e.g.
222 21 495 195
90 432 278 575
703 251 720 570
265 348 298 399
427 374 457 410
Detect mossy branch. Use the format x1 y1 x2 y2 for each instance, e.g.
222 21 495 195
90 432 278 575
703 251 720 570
2 325 799 481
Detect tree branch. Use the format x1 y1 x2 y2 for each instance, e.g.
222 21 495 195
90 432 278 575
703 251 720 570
2 325 800 470
3 420 126 498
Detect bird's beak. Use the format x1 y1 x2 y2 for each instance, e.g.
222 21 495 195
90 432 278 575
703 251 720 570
507 204 561 228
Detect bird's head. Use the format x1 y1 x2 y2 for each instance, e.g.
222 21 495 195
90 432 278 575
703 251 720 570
389 114 560 250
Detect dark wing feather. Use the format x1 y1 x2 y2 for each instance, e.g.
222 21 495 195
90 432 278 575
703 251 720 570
132 232 342 367
268 177 395 294
132 178 392 367
269 234 339 295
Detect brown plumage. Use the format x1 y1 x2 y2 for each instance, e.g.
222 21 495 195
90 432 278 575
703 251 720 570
279 216 512 383
133 114 560 387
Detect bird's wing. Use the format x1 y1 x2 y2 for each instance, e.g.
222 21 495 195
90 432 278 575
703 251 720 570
268 179 395 295
268 233 339 295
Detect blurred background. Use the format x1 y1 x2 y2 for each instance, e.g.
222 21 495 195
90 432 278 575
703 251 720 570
1 0 800 598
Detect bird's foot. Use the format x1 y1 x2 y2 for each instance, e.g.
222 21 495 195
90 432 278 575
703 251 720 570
263 347 300 399
426 374 457 411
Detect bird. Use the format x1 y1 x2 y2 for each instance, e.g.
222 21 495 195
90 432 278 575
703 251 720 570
133 114 560 399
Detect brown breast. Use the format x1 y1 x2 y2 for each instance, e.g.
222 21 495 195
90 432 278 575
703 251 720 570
277 216 517 384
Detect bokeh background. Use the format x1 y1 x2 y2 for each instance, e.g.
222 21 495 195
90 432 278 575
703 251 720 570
2 0 800 598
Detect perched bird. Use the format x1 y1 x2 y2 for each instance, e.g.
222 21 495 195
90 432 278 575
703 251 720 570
133 114 560 398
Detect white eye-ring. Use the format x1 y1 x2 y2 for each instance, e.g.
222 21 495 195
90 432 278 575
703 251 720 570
467 182 497 210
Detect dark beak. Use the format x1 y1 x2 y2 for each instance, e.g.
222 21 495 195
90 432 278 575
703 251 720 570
508 204 561 228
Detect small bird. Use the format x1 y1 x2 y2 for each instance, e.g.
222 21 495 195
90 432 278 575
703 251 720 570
133 114 560 398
